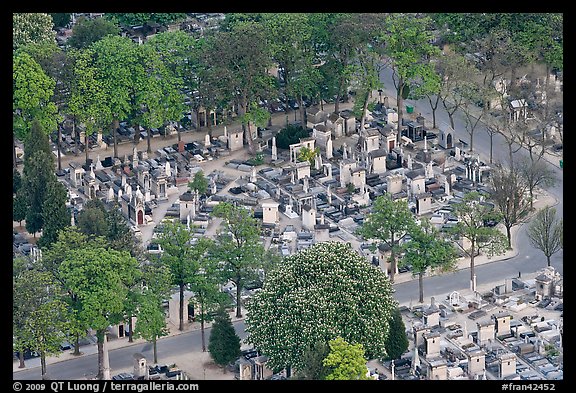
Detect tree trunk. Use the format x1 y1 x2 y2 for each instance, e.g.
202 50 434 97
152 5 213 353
153 337 158 364
18 350 25 369
179 284 185 332
195 108 201 131
200 297 206 352
235 277 242 318
396 81 404 145
470 243 476 292
57 125 62 171
177 121 182 142
299 95 306 126
13 136 17 168
73 333 80 356
96 330 105 380
128 316 134 343
547 255 551 267
489 133 494 164
85 132 90 167
360 90 370 132
113 119 119 159
147 126 152 154
41 353 47 379
418 272 424 303
335 78 344 114
506 225 512 249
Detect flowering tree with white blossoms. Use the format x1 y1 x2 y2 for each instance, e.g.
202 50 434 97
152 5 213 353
245 241 397 373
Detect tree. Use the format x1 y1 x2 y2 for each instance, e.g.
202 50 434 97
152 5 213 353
68 47 110 166
518 157 557 211
13 267 70 379
526 206 562 267
146 30 196 142
294 340 330 380
13 257 32 369
436 51 470 131
400 220 458 303
105 13 187 29
275 124 310 149
489 163 531 248
13 51 58 167
60 246 140 380
13 169 22 194
208 308 241 367
76 199 109 238
16 41 70 171
383 14 440 144
450 191 508 292
91 35 137 159
210 202 265 318
322 337 370 380
41 228 104 356
245 241 396 373
297 146 320 167
24 150 56 237
356 193 415 283
264 14 317 125
191 247 226 353
155 221 211 331
106 203 140 257
13 13 56 51
13 191 28 227
458 79 494 153
134 263 172 364
136 42 186 154
208 20 276 153
38 180 70 249
383 307 409 361
188 170 208 197
67 16 120 49
23 118 51 171
50 13 71 29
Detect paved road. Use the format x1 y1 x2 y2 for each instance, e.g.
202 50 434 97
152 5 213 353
13 321 247 380
377 66 563 304
14 65 562 380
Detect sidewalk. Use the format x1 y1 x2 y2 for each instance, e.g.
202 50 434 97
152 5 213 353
13 308 248 380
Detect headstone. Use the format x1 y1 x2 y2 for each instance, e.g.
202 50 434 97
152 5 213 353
165 161 171 177
107 187 114 202
423 135 428 152
326 138 333 159
251 167 257 183
291 170 295 184
95 154 104 170
327 184 332 204
90 163 96 179
132 146 138 166
204 133 211 147
455 146 461 161
117 188 123 202
303 176 309 193
407 154 413 170
342 142 348 159
141 150 148 161
315 153 322 170
178 141 185 153
271 137 277 161
425 161 433 180
211 179 217 195
224 126 228 138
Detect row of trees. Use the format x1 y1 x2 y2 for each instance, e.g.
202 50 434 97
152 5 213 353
12 199 277 379
14 13 562 170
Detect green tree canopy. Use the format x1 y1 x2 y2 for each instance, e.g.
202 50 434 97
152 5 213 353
382 307 409 360
208 308 241 367
245 241 396 372
210 202 265 318
13 13 56 51
67 16 120 49
400 220 458 303
356 193 416 284
322 337 371 380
